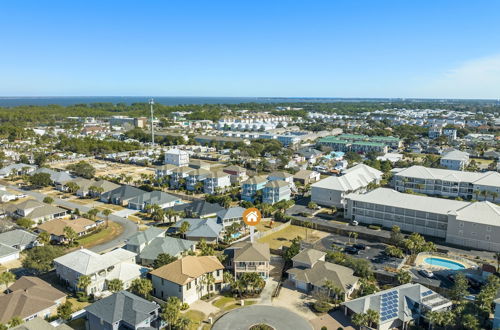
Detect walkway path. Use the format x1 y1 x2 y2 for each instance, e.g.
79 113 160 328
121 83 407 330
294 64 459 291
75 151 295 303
7 185 138 253
258 278 279 305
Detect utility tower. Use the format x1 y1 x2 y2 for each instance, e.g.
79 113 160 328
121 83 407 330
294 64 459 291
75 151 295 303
149 98 155 146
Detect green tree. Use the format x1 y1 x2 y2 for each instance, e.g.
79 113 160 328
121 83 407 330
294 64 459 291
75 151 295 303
38 231 51 245
130 278 152 299
66 161 96 179
385 245 404 258
28 172 52 187
204 273 215 298
8 317 23 327
283 237 301 262
450 273 469 301
307 201 318 209
366 309 380 328
461 313 479 330
77 275 92 294
351 312 368 329
16 217 34 229
389 225 404 247
153 253 178 269
102 208 112 228
162 296 182 330
63 226 78 246
43 196 54 204
178 221 190 238
396 270 412 285
106 278 124 292
57 301 73 321
22 245 65 273
198 239 215 256
0 271 16 288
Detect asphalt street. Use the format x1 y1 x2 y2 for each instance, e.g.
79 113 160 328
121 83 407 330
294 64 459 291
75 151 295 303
7 185 138 253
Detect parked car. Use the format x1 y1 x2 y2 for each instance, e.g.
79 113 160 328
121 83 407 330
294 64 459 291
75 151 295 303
350 220 359 226
353 243 366 250
344 246 359 254
418 269 434 278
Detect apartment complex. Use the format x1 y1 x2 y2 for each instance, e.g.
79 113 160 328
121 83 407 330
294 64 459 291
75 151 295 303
318 134 402 153
164 148 190 167
345 188 500 252
393 165 500 201
439 149 469 170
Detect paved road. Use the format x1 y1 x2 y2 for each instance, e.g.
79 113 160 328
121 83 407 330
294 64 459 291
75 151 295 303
8 185 138 253
212 305 313 330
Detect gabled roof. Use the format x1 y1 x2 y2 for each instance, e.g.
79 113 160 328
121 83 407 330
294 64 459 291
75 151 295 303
54 248 136 275
223 165 246 173
33 168 73 184
0 276 66 323
293 170 317 180
11 318 72 330
126 227 165 247
172 200 224 217
312 164 382 192
455 201 500 226
8 200 66 219
0 163 36 175
0 243 18 258
38 218 96 236
85 290 158 326
0 229 38 247
92 179 120 192
206 170 230 179
264 180 290 188
268 171 293 179
150 256 224 285
441 149 469 161
234 242 270 262
242 176 268 185
394 165 500 185
129 190 179 206
139 236 196 260
287 260 358 292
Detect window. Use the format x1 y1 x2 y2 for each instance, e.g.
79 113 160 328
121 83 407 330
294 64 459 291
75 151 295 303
486 235 490 241
187 282 191 290
179 286 182 292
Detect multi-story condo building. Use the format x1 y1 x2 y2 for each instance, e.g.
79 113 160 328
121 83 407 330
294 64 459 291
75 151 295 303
204 170 231 194
223 165 248 184
164 148 189 167
262 181 291 205
155 164 178 179
241 176 268 202
393 165 500 201
318 137 388 154
439 149 469 170
311 164 383 208
345 188 500 252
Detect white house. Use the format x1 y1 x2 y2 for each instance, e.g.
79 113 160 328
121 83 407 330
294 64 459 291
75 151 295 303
165 149 189 167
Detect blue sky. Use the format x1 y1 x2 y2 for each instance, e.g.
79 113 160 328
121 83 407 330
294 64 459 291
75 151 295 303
1 0 500 98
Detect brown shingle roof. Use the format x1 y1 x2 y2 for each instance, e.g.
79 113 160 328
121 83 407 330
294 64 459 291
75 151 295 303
150 256 223 285
38 218 96 236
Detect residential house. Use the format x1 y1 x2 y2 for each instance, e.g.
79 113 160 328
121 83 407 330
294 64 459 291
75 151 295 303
311 164 383 208
172 200 224 219
0 187 17 202
155 164 178 179
267 171 294 184
287 248 358 300
0 229 38 262
262 180 292 205
37 218 97 243
241 176 268 202
342 284 452 330
6 200 67 225
127 190 180 211
440 149 469 170
150 256 225 304
293 170 320 185
189 160 212 170
54 248 146 295
124 227 196 266
11 318 72 330
100 185 145 207
0 276 66 324
32 168 73 189
223 165 248 184
186 168 211 191
169 166 194 189
226 242 270 279
170 218 223 243
64 178 119 198
216 206 245 228
89 180 120 198
204 170 231 194
164 148 189 167
85 290 160 330
0 163 36 178
296 148 324 164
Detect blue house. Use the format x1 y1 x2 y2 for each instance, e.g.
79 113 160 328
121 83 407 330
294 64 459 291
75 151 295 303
241 176 268 202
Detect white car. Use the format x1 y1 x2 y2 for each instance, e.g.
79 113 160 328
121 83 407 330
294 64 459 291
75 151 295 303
419 269 434 278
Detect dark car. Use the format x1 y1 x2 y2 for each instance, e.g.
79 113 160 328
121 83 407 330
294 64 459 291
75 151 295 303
344 246 359 254
353 243 366 250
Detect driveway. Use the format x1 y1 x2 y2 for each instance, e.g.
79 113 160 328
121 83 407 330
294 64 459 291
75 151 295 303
272 282 317 320
310 310 355 330
212 305 313 330
113 208 138 218
7 185 138 253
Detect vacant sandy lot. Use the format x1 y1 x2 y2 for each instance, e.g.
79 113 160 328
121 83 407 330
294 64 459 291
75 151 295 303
52 159 155 181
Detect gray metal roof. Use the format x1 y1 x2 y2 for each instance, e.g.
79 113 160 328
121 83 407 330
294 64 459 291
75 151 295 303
139 236 196 260
85 290 159 326
126 227 165 247
0 229 38 247
173 218 223 239
217 206 245 220
0 243 18 258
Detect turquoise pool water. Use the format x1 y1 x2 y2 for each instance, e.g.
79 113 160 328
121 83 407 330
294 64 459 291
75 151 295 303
231 232 242 239
424 257 465 270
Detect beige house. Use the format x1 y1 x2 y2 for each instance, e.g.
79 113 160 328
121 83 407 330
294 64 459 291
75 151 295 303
0 276 66 324
232 242 271 279
37 218 98 243
150 256 225 304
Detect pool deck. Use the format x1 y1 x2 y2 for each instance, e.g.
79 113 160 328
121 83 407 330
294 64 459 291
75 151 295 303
415 253 477 271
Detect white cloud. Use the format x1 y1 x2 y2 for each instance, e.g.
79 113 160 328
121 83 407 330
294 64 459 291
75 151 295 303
421 54 500 99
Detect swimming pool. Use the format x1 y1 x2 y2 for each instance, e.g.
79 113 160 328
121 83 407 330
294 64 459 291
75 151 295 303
423 257 465 270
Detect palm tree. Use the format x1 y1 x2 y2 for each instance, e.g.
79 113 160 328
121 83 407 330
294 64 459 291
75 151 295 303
366 309 379 328
480 190 488 200
204 273 215 298
77 275 91 295
348 231 353 244
164 208 177 223
179 221 190 238
491 191 499 203
0 271 16 289
461 313 479 330
473 190 480 200
303 220 313 240
396 270 412 285
351 313 368 329
102 208 112 228
352 232 359 244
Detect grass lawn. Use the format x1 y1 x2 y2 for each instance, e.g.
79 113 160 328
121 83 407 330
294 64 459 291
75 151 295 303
67 296 91 312
183 310 205 330
76 221 124 248
258 224 326 249
213 296 236 309
212 296 258 311
471 157 494 166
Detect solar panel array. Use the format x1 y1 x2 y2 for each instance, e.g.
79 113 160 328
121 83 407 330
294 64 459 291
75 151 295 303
422 290 434 297
380 290 399 322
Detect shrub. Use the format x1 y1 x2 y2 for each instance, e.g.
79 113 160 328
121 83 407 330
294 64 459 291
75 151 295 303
314 300 332 313
368 225 381 230
76 291 89 302
181 302 189 311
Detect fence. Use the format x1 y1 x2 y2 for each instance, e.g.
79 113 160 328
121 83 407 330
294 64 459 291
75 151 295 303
253 221 292 240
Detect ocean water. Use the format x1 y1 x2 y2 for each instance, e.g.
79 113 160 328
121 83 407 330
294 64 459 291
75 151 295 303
0 96 401 107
